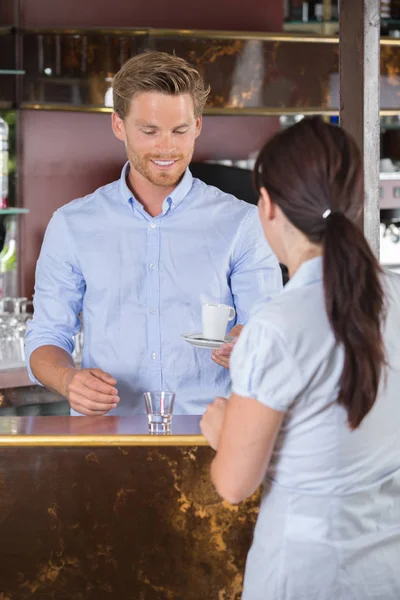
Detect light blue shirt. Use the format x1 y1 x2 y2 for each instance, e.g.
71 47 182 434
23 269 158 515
25 162 282 415
231 257 400 600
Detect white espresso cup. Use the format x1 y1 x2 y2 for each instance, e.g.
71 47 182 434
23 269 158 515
202 303 236 341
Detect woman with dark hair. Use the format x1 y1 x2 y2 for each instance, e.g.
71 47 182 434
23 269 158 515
201 117 400 599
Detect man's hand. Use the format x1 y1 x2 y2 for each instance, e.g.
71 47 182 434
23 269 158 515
62 368 119 416
211 324 243 369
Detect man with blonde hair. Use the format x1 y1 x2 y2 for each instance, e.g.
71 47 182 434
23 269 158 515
26 51 282 416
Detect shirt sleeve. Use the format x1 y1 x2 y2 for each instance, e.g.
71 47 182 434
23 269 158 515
230 207 283 324
24 209 85 384
230 317 304 412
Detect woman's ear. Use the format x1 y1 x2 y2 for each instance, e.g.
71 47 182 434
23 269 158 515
259 187 275 220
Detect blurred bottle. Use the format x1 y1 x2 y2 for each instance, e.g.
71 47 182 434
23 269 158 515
307 1 323 21
331 0 339 20
380 0 391 20
314 2 323 21
380 0 393 35
287 1 309 21
0 217 17 298
287 1 326 22
0 116 9 210
104 73 113 108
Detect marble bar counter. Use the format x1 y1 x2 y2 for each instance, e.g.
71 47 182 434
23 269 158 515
0 415 259 600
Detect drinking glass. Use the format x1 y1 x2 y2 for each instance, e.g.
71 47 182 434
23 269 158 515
143 391 175 434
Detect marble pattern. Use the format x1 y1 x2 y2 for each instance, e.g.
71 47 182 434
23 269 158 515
0 445 260 599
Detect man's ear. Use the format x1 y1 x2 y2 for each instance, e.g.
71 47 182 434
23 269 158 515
195 115 202 138
111 112 126 142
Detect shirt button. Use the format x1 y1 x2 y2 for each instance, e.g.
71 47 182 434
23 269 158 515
149 264 155 270
150 222 156 229
150 308 157 314
151 352 157 360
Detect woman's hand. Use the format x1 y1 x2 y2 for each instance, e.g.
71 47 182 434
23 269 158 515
211 324 243 369
200 396 228 450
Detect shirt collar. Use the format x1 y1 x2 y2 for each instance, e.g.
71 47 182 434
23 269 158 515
283 256 323 293
117 161 193 214
118 161 134 204
167 167 193 211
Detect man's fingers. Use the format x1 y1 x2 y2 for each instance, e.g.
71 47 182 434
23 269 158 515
65 368 120 415
79 372 118 395
216 343 234 357
70 383 119 404
229 324 243 337
70 395 118 413
66 369 120 414
211 353 229 369
90 369 117 385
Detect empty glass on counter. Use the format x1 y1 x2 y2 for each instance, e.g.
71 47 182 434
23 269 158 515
143 391 175 434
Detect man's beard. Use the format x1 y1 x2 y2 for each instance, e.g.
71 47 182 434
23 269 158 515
125 140 193 188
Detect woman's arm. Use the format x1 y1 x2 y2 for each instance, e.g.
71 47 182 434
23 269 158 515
201 393 284 504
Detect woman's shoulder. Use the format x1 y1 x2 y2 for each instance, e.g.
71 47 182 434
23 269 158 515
250 280 326 334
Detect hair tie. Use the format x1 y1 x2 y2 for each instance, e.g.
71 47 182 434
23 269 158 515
322 209 332 219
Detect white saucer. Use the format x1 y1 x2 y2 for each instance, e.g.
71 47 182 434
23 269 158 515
181 333 235 349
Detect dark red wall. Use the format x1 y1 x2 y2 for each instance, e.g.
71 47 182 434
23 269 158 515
0 0 14 25
19 0 283 296
21 0 282 31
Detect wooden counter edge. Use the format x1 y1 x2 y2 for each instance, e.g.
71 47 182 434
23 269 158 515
0 434 209 447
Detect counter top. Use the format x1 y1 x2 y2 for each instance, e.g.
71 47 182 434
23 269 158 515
0 415 208 446
0 366 32 389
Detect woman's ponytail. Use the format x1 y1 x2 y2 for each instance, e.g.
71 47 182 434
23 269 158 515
323 213 386 428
